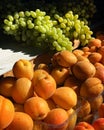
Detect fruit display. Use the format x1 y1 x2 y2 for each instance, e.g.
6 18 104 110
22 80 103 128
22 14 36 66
0 0 104 130
0 36 104 130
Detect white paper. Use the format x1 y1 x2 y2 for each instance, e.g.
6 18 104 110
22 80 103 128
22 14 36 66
0 48 36 75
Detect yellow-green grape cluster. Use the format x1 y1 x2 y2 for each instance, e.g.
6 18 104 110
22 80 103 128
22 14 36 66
55 0 96 24
53 11 93 46
3 9 73 52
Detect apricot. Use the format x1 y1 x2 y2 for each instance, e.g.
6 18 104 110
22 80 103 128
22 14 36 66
92 118 104 130
82 51 91 58
76 55 89 62
74 121 95 130
44 108 69 130
51 67 69 85
0 95 15 129
24 96 50 120
89 45 97 52
12 59 34 80
77 99 91 118
88 52 102 64
12 77 34 104
32 69 56 99
71 60 96 80
98 103 104 118
97 46 104 57
52 50 77 67
0 76 16 97
94 62 104 83
80 77 104 98
88 38 102 48
73 49 84 56
5 112 33 130
82 46 90 52
52 86 77 110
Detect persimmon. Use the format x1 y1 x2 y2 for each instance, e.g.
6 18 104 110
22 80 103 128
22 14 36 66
0 95 14 129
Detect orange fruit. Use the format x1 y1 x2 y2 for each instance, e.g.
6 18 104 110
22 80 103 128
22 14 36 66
24 96 50 120
0 95 14 129
12 77 34 104
5 112 33 130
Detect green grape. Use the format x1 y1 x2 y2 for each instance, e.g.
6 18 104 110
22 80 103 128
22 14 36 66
4 19 9 25
14 13 19 19
44 16 51 21
54 14 60 19
28 23 34 29
80 34 85 40
73 31 78 38
3 26 10 32
19 11 25 17
38 25 46 33
0 0 96 31
25 11 31 17
30 11 37 18
60 23 66 28
56 44 62 51
20 21 26 27
7 21 13 26
58 17 63 23
3 9 94 52
85 34 91 39
7 15 14 21
10 24 16 30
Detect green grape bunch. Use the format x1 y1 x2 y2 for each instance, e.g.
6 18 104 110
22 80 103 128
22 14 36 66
54 0 96 24
3 9 93 52
53 11 93 46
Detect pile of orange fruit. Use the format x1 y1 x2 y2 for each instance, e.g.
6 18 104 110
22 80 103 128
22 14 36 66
0 33 104 130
